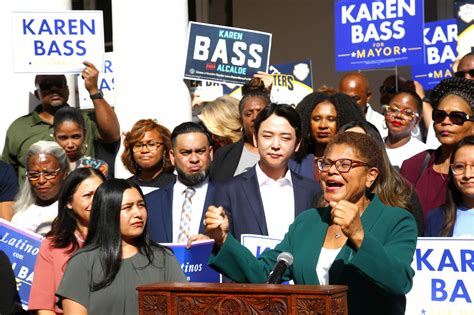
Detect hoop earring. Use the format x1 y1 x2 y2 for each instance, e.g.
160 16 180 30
81 143 89 156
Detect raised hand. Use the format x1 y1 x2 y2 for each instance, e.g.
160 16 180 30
329 200 365 248
204 205 229 247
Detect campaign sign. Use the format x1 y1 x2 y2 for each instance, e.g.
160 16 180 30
268 60 313 106
456 2 474 57
335 0 425 71
78 52 115 109
220 60 313 106
241 234 282 258
162 240 221 282
184 22 272 85
0 219 43 308
12 11 104 73
412 20 458 90
406 238 474 314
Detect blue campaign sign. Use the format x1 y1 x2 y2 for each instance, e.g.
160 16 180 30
412 20 457 90
0 219 43 308
163 240 221 283
335 0 425 71
184 22 272 85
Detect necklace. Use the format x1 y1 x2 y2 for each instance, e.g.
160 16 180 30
335 232 341 239
74 232 85 243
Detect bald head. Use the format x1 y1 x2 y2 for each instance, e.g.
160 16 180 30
339 72 372 113
457 52 474 80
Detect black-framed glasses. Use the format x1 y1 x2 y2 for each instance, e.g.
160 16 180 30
27 168 62 181
317 158 369 173
454 69 474 78
451 162 473 175
383 105 419 121
132 141 163 152
37 79 67 91
432 109 474 126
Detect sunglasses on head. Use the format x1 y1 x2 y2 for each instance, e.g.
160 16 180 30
37 79 67 91
454 69 474 78
432 109 474 126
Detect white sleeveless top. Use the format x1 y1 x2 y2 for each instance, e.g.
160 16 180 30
316 247 343 285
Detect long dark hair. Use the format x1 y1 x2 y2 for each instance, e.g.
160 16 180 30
48 168 106 253
82 179 159 291
440 135 474 236
295 92 364 160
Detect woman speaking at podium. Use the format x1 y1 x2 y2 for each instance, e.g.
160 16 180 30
204 132 417 315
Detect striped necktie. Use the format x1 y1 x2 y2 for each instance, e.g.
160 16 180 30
177 187 196 243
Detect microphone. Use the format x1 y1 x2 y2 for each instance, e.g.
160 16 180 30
266 252 293 284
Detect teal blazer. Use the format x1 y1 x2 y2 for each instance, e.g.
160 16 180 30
209 195 417 315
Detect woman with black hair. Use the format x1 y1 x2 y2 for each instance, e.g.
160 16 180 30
400 77 474 219
425 136 474 237
29 167 106 314
57 179 186 314
290 92 365 181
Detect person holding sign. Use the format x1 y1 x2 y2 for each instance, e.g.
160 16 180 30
383 90 428 167
2 61 120 185
57 179 186 314
425 136 474 237
400 77 474 218
28 167 106 314
204 132 417 315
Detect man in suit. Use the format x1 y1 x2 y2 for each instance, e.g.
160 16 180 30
211 103 321 242
146 122 214 243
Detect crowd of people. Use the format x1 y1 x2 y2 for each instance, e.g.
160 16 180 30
0 51 472 314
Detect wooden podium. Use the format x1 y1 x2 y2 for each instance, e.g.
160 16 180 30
138 282 347 314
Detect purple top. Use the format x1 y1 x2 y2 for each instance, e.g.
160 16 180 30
400 149 448 220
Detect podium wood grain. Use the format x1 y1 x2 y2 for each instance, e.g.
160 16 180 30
138 282 347 315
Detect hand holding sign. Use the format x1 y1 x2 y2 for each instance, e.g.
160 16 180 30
82 61 100 94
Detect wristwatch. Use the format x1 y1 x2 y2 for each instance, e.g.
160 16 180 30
90 90 104 100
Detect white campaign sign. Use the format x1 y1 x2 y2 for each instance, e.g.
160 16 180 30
12 11 104 73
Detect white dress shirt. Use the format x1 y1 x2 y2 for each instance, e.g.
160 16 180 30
172 178 209 243
255 164 295 240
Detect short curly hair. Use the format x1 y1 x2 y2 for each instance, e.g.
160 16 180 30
295 92 365 160
430 77 474 111
121 119 173 174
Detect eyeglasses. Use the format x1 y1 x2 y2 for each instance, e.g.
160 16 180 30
451 162 473 175
317 158 369 173
27 168 62 181
37 79 67 91
454 69 474 78
132 141 163 152
383 105 419 121
432 109 474 126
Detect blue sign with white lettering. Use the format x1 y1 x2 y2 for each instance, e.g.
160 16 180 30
164 240 220 282
335 0 425 71
184 22 272 85
411 20 457 90
0 219 43 308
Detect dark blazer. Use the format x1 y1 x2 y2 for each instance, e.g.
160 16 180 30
209 195 417 315
212 166 321 241
145 179 215 243
209 138 245 183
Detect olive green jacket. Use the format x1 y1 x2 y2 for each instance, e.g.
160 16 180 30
209 195 417 315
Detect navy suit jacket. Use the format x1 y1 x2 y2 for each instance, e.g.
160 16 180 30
212 166 321 242
145 179 215 243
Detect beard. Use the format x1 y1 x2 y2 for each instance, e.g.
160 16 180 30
176 165 210 186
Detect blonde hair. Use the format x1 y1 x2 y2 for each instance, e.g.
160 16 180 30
198 95 243 143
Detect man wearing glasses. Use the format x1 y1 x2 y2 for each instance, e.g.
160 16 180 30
2 61 120 184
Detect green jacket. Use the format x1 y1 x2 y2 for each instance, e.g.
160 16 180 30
209 195 417 315
2 105 98 185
